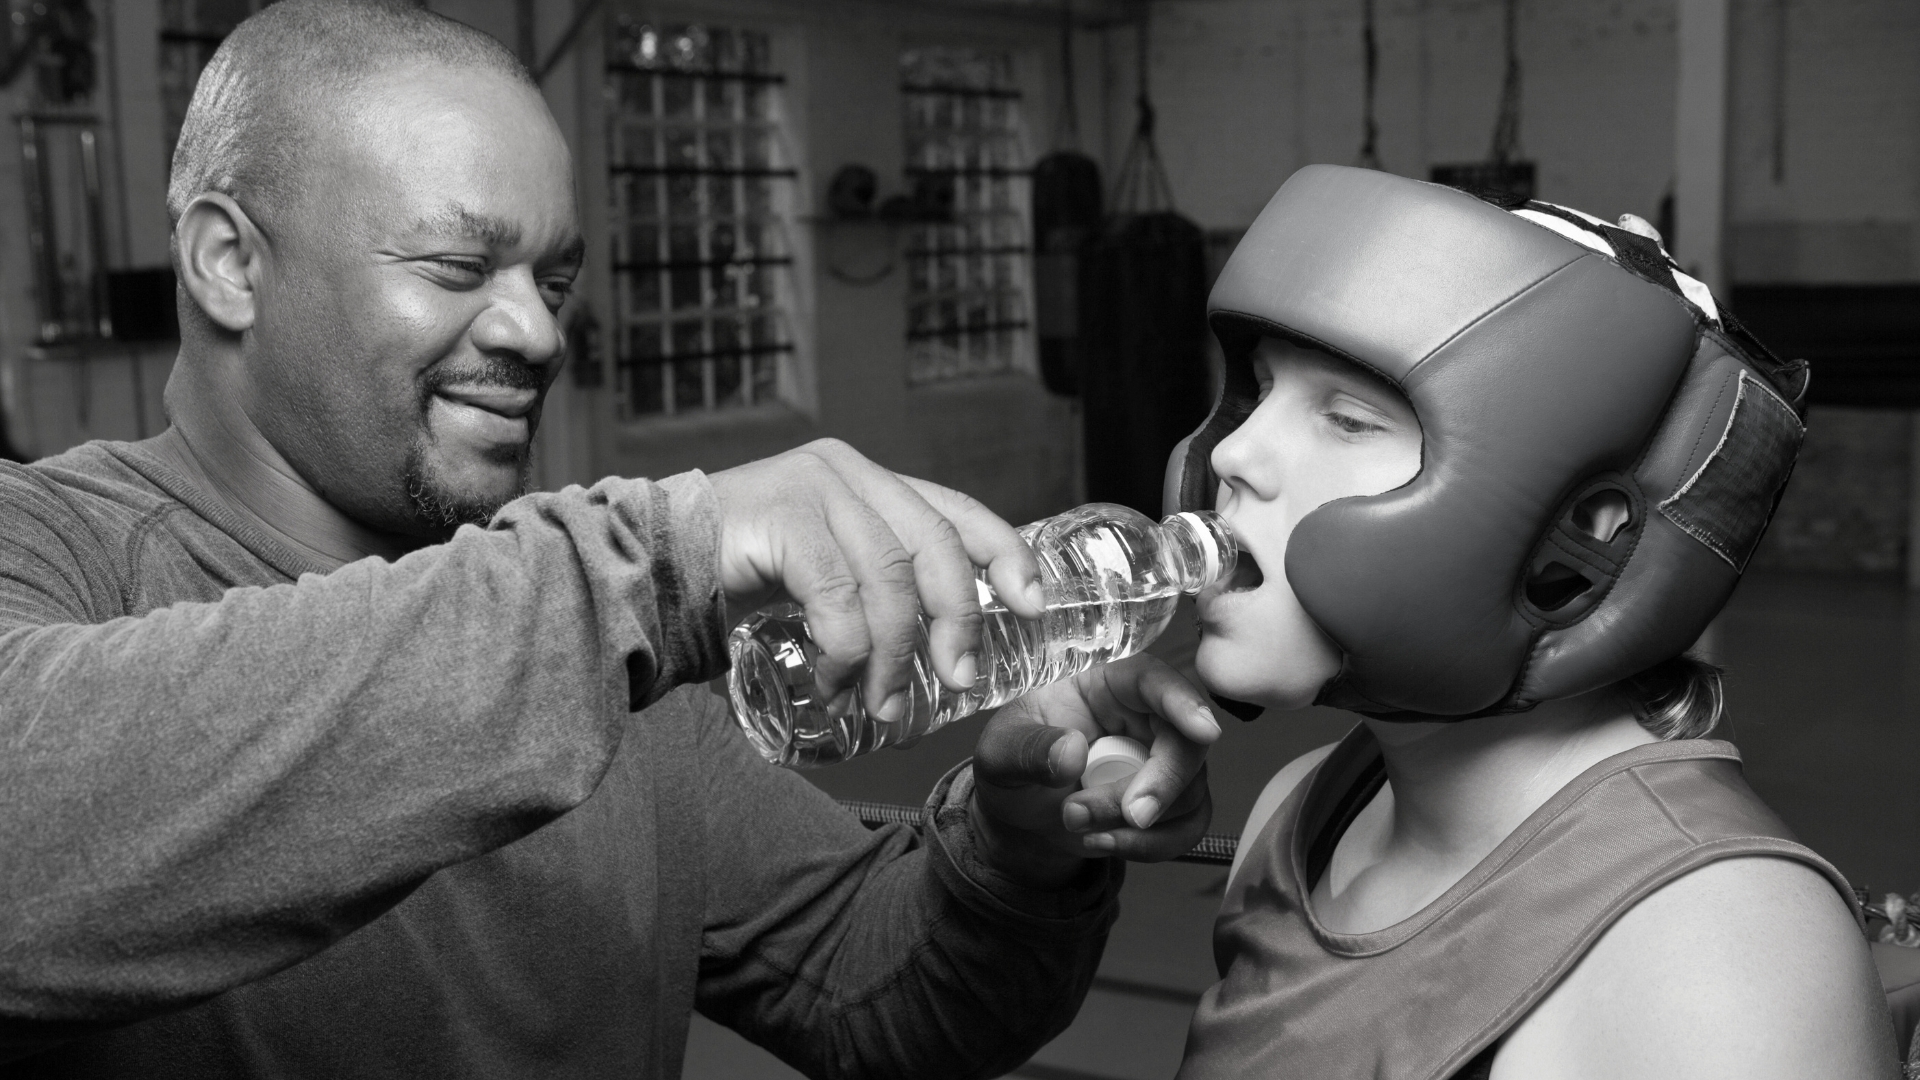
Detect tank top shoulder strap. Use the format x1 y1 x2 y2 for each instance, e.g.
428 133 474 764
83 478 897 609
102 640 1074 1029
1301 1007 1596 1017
1180 728 1857 1080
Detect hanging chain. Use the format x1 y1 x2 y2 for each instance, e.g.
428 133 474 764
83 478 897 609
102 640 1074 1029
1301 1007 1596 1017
1769 0 1788 183
1488 0 1522 165
1111 6 1174 214
1054 0 1080 150
1358 0 1383 169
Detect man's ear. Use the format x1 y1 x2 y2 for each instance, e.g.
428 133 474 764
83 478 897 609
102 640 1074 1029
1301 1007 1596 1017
174 193 267 333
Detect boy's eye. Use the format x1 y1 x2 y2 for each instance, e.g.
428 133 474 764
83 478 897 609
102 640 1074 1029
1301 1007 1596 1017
1326 410 1384 436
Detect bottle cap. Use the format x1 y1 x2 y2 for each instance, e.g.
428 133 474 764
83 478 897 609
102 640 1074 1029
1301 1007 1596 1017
1082 735 1149 790
1169 511 1232 590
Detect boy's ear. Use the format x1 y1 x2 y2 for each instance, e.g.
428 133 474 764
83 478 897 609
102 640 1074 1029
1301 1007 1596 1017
174 193 267 333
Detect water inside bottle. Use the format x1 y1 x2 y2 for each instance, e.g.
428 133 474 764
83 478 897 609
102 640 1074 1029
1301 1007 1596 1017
729 505 1233 769
730 584 1184 769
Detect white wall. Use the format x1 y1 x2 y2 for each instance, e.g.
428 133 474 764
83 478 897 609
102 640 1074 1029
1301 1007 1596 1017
1142 0 1680 231
1726 0 1920 283
1139 0 1920 287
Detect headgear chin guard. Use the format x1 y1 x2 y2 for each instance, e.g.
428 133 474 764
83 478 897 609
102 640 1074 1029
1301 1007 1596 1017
1170 165 1808 719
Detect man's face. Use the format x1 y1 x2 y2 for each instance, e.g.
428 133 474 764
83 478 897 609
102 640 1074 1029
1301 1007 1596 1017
243 62 584 538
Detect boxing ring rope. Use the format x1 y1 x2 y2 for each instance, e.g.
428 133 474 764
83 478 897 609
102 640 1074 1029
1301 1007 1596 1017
837 799 1240 866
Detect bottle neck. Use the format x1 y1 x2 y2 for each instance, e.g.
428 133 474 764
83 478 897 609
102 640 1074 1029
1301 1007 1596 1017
1162 510 1237 593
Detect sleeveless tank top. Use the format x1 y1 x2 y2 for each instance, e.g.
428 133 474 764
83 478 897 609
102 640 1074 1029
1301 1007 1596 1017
1177 728 1857 1080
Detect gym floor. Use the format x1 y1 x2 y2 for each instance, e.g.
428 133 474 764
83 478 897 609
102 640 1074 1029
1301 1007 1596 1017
684 570 1920 1079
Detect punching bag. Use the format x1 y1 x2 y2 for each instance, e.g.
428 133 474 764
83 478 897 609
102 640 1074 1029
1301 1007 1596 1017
1031 3 1101 396
1077 13 1210 516
1079 212 1210 516
1031 151 1102 396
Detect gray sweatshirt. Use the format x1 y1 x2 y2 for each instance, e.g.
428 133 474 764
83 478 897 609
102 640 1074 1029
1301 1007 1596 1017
0 441 1119 1078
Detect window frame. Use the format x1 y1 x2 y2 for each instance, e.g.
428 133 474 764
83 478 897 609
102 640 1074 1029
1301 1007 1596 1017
600 17 808 424
899 42 1038 389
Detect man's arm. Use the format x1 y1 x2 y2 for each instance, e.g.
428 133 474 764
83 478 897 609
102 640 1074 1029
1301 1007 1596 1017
0 470 724 1051
0 436 1051 1058
692 696 1121 1080
695 655 1218 1080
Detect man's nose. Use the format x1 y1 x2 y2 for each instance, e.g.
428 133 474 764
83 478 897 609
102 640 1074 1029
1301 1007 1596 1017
471 268 567 372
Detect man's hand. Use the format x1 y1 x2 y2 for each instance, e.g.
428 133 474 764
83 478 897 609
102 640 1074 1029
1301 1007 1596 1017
969 655 1219 888
709 439 1046 724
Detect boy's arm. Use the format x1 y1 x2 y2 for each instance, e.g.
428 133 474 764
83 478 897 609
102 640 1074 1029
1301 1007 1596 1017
1492 855 1897 1079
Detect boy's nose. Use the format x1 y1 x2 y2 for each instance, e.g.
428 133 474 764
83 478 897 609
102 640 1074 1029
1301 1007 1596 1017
1209 421 1267 495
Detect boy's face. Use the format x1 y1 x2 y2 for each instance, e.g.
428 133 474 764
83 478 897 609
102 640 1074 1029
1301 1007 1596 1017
1194 338 1424 709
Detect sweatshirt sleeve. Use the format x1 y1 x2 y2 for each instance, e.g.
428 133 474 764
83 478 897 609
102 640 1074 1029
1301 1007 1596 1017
692 694 1122 1080
0 470 727 1054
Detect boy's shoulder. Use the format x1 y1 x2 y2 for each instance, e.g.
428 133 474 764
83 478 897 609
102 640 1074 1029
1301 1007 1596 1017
1494 854 1895 1078
1230 742 1340 884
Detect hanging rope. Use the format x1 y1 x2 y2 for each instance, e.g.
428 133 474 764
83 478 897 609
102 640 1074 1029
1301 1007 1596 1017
1488 0 1522 165
1111 7 1175 214
1358 0 1383 169
1054 0 1081 151
1769 0 1788 183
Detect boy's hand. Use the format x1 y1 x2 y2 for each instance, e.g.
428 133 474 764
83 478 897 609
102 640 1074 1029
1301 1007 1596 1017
968 655 1219 888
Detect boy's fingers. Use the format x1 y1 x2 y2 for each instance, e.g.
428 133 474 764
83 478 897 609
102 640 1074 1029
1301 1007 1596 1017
1096 656 1221 745
1079 785 1213 861
1067 759 1209 833
1121 724 1210 829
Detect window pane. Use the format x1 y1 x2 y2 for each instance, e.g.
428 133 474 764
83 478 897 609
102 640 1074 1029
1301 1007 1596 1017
629 362 666 415
608 20 795 422
673 360 705 412
714 352 745 409
751 354 778 403
900 47 1032 386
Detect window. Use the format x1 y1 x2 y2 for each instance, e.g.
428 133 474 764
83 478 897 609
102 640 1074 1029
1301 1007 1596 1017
606 20 797 420
159 0 264 161
900 47 1033 385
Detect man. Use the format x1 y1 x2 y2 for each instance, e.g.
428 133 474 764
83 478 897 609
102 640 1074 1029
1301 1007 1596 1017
0 2 1217 1075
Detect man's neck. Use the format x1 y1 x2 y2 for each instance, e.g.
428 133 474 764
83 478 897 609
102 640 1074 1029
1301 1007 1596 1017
146 369 414 570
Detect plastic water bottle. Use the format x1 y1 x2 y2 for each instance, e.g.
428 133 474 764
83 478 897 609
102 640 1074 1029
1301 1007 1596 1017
727 504 1237 769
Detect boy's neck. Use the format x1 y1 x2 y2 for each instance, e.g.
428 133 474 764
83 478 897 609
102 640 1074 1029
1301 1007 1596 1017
1312 690 1656 934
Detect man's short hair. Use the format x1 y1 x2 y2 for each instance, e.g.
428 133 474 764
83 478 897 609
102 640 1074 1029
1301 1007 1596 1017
166 0 533 232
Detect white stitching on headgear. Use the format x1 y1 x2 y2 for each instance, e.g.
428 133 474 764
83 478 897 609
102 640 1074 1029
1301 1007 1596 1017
1512 209 1614 256
1669 269 1721 325
1511 200 1724 328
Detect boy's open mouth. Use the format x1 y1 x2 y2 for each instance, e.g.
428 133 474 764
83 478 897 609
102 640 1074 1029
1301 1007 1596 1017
1224 550 1265 592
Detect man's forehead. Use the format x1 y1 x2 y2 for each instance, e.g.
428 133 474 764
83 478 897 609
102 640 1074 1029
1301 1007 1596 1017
410 204 519 248
407 203 585 263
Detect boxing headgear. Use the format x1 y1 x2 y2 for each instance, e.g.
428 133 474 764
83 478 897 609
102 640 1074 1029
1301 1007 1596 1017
1170 166 1806 718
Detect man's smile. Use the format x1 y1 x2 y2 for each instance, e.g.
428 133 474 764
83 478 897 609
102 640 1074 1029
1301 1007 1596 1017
428 385 537 445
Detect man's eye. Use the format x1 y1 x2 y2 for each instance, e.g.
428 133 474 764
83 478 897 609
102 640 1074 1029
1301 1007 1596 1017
540 279 575 309
430 258 488 282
